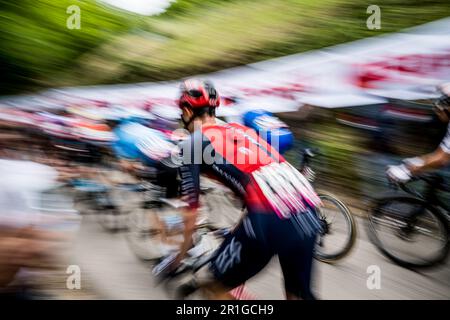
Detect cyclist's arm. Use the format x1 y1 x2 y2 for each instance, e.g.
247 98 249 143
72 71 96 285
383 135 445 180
176 136 202 264
408 147 450 175
178 208 197 265
408 125 450 175
112 140 146 175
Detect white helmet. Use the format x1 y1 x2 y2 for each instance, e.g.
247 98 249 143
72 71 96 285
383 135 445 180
150 105 180 131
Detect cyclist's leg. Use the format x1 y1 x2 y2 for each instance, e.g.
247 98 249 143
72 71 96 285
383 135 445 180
205 214 273 299
155 163 178 198
279 235 317 300
276 212 319 300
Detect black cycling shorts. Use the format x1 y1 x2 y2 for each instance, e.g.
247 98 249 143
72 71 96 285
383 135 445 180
209 210 320 300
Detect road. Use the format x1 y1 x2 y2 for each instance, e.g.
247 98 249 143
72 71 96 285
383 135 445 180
69 212 450 300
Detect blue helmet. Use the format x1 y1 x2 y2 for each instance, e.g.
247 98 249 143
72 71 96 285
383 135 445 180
243 110 294 154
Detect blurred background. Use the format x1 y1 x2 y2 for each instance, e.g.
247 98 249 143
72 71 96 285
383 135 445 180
1 0 450 92
0 0 449 300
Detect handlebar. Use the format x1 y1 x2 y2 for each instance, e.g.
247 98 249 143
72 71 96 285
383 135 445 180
387 171 449 197
299 147 320 170
417 173 448 190
156 226 231 281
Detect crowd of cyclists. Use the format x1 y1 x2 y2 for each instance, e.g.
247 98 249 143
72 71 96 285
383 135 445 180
0 79 449 299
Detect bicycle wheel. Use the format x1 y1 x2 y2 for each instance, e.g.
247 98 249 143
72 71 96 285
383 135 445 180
98 186 142 232
95 190 127 233
126 205 184 261
314 192 357 263
368 195 449 269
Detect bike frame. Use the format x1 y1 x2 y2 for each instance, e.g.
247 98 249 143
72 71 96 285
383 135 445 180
390 174 450 221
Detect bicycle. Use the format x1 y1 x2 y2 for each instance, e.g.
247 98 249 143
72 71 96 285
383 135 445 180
367 171 450 269
126 177 243 261
69 177 143 232
156 149 358 299
299 148 357 263
68 163 174 234
154 225 259 300
153 148 359 268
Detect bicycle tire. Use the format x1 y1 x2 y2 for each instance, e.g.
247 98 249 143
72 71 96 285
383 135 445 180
314 191 357 263
367 195 449 269
126 206 178 261
98 186 144 233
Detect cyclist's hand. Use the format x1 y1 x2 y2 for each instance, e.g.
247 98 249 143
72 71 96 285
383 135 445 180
386 164 412 183
402 157 425 175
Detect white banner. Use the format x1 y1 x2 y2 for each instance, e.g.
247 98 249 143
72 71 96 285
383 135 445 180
2 18 450 114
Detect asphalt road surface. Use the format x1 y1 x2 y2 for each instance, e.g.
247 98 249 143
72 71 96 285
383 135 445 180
69 211 450 300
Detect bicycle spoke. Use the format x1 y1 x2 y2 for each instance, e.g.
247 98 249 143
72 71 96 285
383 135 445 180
369 197 449 268
314 194 355 262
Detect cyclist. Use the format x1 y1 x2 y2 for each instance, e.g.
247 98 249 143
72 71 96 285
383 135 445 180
108 111 180 198
160 79 322 300
0 151 69 299
387 83 450 182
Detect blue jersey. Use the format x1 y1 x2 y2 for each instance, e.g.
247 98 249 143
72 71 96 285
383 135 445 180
112 122 175 166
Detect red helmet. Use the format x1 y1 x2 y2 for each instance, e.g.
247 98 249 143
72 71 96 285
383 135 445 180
178 79 220 109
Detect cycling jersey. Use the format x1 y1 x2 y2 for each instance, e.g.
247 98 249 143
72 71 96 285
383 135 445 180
179 122 321 219
112 121 179 197
440 124 450 154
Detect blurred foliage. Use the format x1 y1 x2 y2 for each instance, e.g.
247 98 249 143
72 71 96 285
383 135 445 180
281 108 369 197
0 0 144 92
1 0 450 93
162 0 235 17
